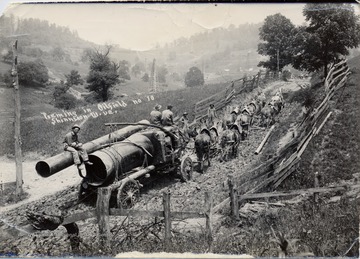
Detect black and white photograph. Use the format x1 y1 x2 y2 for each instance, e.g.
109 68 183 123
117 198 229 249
0 1 359 257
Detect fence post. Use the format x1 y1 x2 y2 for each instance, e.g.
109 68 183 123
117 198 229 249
205 191 213 252
256 71 261 87
163 191 171 251
251 75 256 89
96 187 111 251
265 70 269 81
228 175 239 220
314 172 320 203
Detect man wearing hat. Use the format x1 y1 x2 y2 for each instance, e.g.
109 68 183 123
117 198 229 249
150 104 162 126
178 111 189 130
63 124 93 166
180 112 189 129
161 105 174 126
207 104 217 127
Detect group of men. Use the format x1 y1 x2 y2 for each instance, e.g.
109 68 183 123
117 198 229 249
149 104 191 129
64 102 219 168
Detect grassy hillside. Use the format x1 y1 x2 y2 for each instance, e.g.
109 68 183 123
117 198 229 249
0 16 265 158
278 55 360 189
0 80 232 157
250 56 360 257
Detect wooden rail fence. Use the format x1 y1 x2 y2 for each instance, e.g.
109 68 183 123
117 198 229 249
194 70 277 120
59 188 213 253
228 179 360 219
214 60 351 216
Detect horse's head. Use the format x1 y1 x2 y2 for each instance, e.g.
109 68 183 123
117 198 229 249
223 114 235 128
220 128 239 148
186 125 198 139
239 113 250 125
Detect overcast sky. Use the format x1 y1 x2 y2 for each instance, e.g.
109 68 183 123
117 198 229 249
0 2 325 51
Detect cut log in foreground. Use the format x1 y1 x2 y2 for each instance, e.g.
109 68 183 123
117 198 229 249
254 125 275 155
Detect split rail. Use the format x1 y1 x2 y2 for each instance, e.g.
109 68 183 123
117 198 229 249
58 188 213 253
213 60 352 216
194 70 277 121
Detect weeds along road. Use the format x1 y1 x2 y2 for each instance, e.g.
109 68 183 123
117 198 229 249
0 78 307 254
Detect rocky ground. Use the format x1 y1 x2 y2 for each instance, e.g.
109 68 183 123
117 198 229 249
1 77 357 257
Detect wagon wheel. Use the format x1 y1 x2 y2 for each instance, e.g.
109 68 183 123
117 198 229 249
117 179 140 209
180 155 193 182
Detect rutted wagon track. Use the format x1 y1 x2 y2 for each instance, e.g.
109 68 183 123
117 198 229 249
0 79 304 255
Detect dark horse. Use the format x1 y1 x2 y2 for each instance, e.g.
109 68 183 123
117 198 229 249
237 113 251 140
260 104 278 128
220 124 240 162
194 128 212 172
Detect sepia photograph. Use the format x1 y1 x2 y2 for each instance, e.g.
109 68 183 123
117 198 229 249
0 1 359 258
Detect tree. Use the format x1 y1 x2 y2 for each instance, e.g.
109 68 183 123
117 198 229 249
157 65 168 83
185 66 204 87
65 70 84 87
53 82 69 99
54 93 77 110
86 47 120 102
257 13 296 72
142 73 149 82
53 81 77 110
51 46 66 61
81 48 94 63
293 3 360 77
17 59 49 86
131 62 145 77
118 60 131 82
2 50 13 64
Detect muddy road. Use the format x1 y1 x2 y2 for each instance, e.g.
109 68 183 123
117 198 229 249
0 79 307 256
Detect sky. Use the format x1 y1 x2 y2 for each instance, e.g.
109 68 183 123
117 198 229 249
0 1 332 51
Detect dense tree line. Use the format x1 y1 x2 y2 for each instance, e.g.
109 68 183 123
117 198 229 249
0 15 91 50
165 23 261 52
257 3 360 77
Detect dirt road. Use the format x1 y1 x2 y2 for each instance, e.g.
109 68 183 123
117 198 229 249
0 156 81 212
0 78 309 256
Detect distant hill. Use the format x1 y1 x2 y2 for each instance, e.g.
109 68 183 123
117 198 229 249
1 14 265 88
0 14 269 121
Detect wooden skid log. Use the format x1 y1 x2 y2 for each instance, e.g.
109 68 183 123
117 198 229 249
273 159 300 189
109 209 205 219
315 112 332 136
297 127 317 158
63 210 96 225
239 184 358 201
109 165 155 191
255 125 275 155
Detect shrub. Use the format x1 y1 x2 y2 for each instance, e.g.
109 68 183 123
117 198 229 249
54 93 77 110
282 70 292 81
17 59 49 86
185 66 204 87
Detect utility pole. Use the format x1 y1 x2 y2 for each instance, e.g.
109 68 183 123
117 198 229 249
11 39 23 199
277 48 280 78
150 58 157 93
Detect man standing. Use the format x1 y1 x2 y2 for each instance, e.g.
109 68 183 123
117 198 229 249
207 104 217 127
161 105 174 126
150 104 162 125
64 124 93 166
178 112 189 130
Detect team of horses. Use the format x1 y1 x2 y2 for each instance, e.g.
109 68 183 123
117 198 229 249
180 89 284 171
